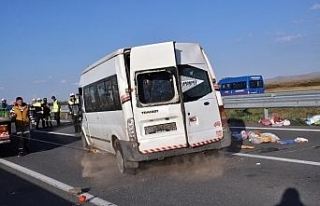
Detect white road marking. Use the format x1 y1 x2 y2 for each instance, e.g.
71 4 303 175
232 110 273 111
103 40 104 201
230 126 320 132
0 158 117 206
33 130 80 137
233 153 320 167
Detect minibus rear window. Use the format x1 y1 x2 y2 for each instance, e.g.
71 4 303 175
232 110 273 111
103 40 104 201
137 71 175 105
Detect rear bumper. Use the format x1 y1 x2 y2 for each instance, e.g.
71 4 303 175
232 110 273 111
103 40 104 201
120 130 231 162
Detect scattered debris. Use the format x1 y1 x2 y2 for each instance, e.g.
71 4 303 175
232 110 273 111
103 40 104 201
231 130 248 141
249 131 280 144
294 137 309 143
232 130 310 147
277 139 295 145
306 115 320 126
259 113 291 127
241 145 255 149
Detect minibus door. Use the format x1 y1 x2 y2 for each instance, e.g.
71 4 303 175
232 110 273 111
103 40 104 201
179 65 223 147
130 42 188 153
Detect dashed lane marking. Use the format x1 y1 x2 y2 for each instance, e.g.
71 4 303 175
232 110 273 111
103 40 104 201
0 158 117 206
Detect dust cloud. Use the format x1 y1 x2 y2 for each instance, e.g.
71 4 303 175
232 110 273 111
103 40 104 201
80 149 230 187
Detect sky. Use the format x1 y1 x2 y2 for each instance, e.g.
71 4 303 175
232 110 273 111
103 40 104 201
0 1 320 102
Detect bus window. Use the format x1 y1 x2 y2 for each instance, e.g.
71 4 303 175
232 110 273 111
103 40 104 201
137 71 175 105
249 80 263 88
221 83 232 91
232 81 247 90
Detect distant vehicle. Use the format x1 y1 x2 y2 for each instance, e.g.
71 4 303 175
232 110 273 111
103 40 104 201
78 41 231 174
218 75 265 96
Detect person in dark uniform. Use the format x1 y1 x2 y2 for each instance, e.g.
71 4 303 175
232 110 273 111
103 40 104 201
68 93 81 133
32 98 43 129
42 98 52 128
51 96 61 126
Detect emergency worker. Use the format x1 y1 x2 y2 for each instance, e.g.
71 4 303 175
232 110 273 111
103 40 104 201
42 98 52 128
68 93 81 133
51 96 61 126
33 98 43 129
10 97 33 157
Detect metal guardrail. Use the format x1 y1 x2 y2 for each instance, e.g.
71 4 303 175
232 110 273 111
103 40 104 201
222 90 320 109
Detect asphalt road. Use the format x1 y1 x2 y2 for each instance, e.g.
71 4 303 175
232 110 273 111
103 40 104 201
0 124 319 206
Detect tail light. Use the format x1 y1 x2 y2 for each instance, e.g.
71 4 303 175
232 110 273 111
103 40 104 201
127 118 137 141
0 124 10 141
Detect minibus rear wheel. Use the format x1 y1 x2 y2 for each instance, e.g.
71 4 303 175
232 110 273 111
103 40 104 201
114 140 136 175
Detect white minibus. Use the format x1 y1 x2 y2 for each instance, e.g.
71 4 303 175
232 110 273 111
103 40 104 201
78 42 231 173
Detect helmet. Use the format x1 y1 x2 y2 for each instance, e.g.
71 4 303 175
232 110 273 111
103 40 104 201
37 98 41 101
32 98 36 101
70 93 75 97
1 98 6 102
51 96 56 99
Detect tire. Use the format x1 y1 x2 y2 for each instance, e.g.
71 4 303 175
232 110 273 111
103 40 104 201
115 148 137 175
116 149 126 174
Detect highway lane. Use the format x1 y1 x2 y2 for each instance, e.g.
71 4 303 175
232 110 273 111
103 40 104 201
0 125 319 206
0 168 77 206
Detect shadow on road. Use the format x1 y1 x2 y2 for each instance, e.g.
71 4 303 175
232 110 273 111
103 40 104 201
226 118 246 153
276 188 305 206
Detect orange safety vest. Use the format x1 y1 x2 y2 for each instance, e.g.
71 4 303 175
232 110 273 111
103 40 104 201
12 104 30 126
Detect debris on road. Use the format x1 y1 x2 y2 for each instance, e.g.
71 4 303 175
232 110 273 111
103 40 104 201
306 115 320 126
248 131 280 144
231 130 248 141
89 148 107 155
277 139 296 145
259 113 291 127
294 137 309 143
241 145 255 149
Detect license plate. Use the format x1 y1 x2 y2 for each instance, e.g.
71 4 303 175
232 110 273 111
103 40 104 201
144 122 177 135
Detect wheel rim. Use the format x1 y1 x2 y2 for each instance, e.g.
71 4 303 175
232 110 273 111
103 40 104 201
116 150 125 173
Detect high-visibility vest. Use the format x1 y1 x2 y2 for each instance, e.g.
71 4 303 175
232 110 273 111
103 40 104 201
12 105 30 126
33 102 41 107
68 99 80 115
52 100 60 113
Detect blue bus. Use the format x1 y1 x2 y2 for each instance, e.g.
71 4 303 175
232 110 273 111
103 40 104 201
218 75 265 96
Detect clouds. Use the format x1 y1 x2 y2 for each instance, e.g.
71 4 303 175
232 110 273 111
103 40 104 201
61 79 67 84
310 3 320 10
276 34 302 42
